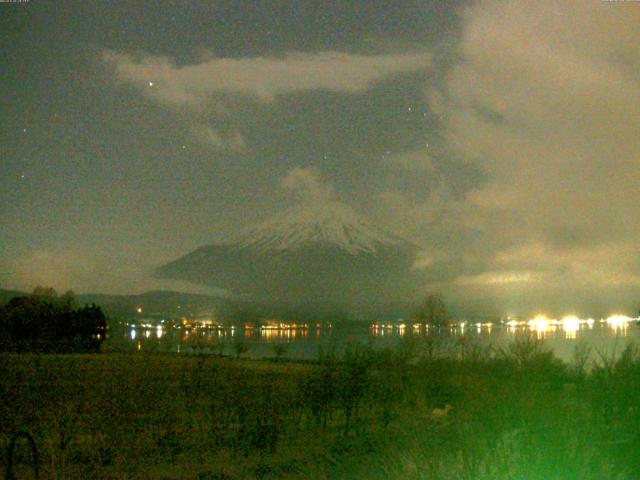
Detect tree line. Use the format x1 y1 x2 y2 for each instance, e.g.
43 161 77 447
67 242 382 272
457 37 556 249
0 287 106 353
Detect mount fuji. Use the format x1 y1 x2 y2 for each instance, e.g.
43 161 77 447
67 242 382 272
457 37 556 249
157 201 421 306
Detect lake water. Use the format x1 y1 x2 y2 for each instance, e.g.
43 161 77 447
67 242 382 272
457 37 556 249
111 316 640 364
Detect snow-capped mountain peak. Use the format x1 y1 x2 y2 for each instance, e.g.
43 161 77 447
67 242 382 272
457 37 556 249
233 201 408 254
157 200 421 303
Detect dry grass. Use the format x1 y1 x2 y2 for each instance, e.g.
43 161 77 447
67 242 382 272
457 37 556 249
1 338 640 479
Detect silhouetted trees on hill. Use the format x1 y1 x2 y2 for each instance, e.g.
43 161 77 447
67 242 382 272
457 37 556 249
414 292 450 327
0 287 106 353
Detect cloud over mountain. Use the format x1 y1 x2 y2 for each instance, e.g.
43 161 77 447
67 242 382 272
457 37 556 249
280 167 334 204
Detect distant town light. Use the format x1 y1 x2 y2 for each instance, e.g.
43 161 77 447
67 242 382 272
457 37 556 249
561 315 581 330
561 315 581 337
606 314 631 329
136 307 143 313
528 315 552 332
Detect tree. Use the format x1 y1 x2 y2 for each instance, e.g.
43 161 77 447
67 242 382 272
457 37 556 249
0 287 106 353
414 292 450 327
233 341 250 359
271 343 289 361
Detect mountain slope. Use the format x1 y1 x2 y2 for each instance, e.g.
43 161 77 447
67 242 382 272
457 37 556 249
157 201 420 304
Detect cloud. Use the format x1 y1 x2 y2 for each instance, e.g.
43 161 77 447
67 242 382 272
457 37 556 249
103 50 432 106
454 270 541 287
386 149 438 174
281 167 334 204
191 124 246 153
103 49 431 155
2 249 225 296
394 0 640 312
3 250 99 293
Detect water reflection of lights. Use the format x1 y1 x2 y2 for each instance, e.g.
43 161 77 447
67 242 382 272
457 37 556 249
504 314 638 339
472 322 494 334
370 323 429 337
528 315 550 329
606 314 631 326
260 327 277 339
561 315 580 339
370 321 498 337
120 314 640 357
260 327 309 341
606 315 632 335
528 315 556 338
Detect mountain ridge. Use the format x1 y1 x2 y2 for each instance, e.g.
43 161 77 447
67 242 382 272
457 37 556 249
229 201 415 255
157 201 421 304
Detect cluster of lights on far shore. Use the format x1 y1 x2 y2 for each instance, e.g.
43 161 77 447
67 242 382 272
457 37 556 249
127 320 330 344
128 307 637 343
368 314 638 339
502 314 636 338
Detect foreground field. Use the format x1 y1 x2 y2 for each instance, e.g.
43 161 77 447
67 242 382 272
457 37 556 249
1 337 640 479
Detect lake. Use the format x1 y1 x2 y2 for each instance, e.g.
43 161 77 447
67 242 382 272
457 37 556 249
110 315 640 364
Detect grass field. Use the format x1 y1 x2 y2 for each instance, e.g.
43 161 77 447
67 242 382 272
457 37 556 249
2 335 640 479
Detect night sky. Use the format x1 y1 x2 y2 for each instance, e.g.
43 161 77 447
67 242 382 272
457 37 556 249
2 0 640 316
